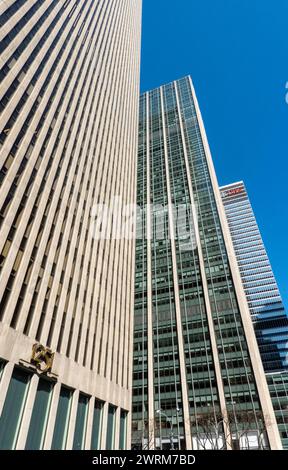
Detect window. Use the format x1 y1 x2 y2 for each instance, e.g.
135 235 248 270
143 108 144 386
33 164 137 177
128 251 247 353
91 400 104 450
119 410 128 450
106 405 116 450
25 378 54 449
0 360 6 381
0 367 31 449
73 394 89 450
51 386 72 449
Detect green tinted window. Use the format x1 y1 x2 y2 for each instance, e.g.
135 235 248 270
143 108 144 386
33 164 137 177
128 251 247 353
73 394 89 450
91 400 103 450
51 387 72 449
25 378 53 449
119 409 128 449
0 367 31 449
106 405 116 449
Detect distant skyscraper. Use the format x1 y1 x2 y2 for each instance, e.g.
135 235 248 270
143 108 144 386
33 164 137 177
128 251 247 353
132 76 282 450
0 0 142 450
221 181 288 448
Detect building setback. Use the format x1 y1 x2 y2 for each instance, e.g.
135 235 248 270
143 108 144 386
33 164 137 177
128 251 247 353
221 182 288 448
0 0 142 449
132 76 282 450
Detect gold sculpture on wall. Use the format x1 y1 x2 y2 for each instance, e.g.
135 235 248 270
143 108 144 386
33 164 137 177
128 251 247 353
31 343 55 373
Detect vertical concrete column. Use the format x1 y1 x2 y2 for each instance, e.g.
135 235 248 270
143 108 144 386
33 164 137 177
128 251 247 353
65 389 79 450
159 87 192 450
173 81 232 449
85 396 95 450
100 401 109 450
0 361 13 416
145 91 155 449
114 406 121 450
43 381 61 449
126 410 131 450
16 373 39 449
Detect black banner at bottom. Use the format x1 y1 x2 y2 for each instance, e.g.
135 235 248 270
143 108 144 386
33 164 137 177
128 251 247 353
0 450 286 467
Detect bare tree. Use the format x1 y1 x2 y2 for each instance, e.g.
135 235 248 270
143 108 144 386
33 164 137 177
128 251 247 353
131 418 157 450
190 409 270 450
132 409 271 450
190 410 227 450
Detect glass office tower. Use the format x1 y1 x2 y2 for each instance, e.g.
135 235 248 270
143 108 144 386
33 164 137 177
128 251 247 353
221 182 288 448
0 0 142 449
132 77 282 450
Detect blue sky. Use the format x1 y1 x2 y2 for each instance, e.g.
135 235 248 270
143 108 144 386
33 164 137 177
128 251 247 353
140 0 288 308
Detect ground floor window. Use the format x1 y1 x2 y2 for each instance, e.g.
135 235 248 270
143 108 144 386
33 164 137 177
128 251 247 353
25 378 54 449
51 386 73 449
106 405 116 449
0 367 31 449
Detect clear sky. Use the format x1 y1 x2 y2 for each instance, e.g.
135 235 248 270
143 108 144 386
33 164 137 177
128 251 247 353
140 0 288 309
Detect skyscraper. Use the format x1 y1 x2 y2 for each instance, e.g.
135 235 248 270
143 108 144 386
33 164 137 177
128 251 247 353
220 181 288 448
0 0 142 450
132 77 282 450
